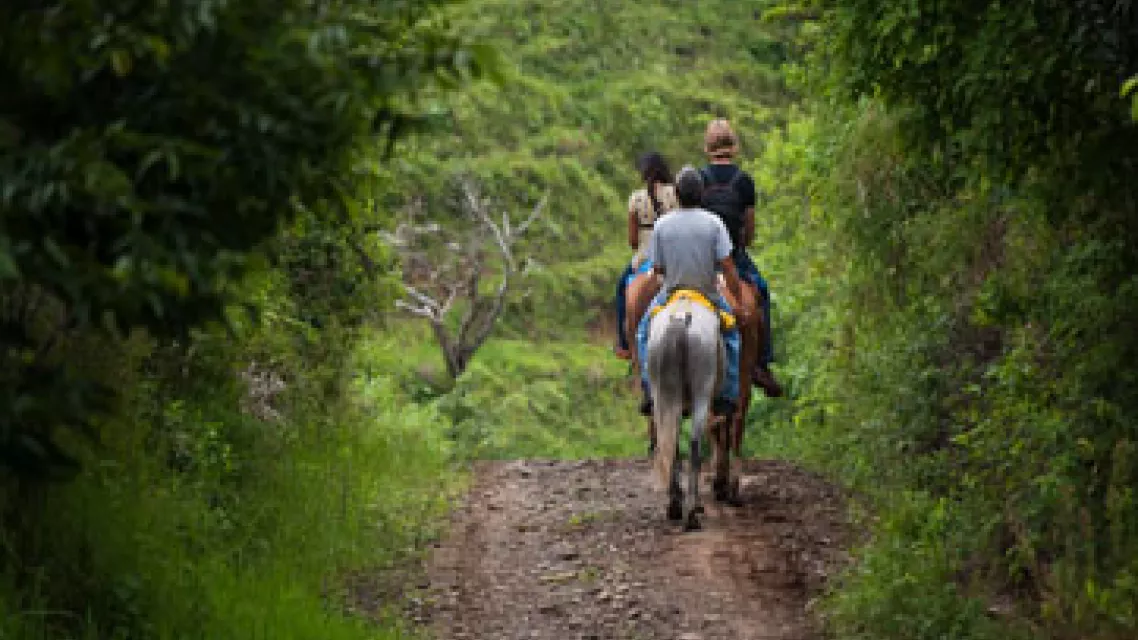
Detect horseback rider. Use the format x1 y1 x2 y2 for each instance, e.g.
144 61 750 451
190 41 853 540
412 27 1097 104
615 152 679 360
635 166 749 419
700 119 783 398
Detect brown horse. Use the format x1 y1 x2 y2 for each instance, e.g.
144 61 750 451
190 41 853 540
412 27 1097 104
625 272 763 505
711 280 762 505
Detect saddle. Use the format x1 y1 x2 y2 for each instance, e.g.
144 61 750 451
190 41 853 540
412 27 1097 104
647 288 736 332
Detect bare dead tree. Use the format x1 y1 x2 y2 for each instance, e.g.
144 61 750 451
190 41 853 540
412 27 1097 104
386 180 545 380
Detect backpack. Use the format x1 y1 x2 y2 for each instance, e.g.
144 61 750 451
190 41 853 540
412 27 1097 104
700 167 747 250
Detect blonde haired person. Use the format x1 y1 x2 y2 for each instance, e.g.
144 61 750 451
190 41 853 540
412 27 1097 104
699 119 782 398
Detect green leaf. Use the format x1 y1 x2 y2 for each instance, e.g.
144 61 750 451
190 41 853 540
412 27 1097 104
0 118 21 148
42 237 69 267
0 241 18 279
110 49 132 76
1121 76 1138 98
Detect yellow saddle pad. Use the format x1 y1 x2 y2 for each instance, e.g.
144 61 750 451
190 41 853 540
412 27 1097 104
648 289 736 331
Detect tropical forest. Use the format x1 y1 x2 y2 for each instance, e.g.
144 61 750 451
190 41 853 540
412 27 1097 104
2 0 1137 639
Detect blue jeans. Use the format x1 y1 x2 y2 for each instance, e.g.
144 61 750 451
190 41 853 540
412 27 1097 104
614 259 654 351
734 251 774 366
636 290 740 405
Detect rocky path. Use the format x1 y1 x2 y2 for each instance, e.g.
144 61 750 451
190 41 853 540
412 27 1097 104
407 458 849 640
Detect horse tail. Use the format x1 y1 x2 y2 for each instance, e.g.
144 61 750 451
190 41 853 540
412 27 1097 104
651 311 690 491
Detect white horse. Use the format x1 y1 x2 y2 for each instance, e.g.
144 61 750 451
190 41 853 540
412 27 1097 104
646 293 724 530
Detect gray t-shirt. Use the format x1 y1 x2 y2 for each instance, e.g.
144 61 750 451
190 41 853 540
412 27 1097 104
646 207 733 299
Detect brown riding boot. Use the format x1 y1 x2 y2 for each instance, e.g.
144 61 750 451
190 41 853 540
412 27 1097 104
752 365 784 398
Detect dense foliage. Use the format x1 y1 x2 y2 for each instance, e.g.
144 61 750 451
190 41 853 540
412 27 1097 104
0 0 494 476
745 2 1138 638
0 0 490 637
1 0 795 635
6 0 1137 638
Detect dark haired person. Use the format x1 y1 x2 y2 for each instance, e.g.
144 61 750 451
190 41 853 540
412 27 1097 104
614 152 678 360
700 119 783 398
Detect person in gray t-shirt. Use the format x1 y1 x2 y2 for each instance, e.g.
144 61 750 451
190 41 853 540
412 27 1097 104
647 203 733 301
635 166 749 418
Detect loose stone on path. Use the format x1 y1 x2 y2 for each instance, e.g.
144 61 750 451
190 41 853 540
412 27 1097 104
386 458 849 640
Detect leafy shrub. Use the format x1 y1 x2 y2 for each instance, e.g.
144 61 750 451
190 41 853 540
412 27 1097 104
746 2 1138 637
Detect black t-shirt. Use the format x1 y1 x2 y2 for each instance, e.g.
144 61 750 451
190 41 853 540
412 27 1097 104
701 163 756 255
701 164 757 209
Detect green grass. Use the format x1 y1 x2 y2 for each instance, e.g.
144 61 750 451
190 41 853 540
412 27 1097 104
361 322 644 460
1 327 460 640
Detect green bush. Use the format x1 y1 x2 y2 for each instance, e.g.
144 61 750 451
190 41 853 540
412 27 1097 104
0 0 492 477
0 0 492 636
745 2 1138 637
1 315 459 639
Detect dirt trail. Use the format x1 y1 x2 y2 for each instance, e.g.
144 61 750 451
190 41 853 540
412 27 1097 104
405 458 849 640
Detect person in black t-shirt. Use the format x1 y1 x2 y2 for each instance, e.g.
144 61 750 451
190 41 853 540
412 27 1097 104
700 119 783 398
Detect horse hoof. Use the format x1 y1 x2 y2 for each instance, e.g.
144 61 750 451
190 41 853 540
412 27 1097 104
684 513 702 531
712 478 729 502
727 478 744 507
694 504 705 515
667 502 683 521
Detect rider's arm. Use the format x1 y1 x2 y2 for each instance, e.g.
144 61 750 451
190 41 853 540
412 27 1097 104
627 207 639 249
719 256 744 308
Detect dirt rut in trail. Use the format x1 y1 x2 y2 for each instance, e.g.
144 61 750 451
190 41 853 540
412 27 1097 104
409 458 850 640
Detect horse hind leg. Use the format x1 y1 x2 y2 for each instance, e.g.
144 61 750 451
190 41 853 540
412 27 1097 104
666 417 682 522
667 450 683 521
650 373 684 521
685 396 714 531
686 328 720 531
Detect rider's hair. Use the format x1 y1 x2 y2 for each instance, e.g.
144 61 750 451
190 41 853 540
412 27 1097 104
704 118 739 159
675 166 704 207
637 152 672 215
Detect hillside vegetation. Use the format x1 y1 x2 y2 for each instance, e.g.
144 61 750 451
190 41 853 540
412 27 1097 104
364 0 799 458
